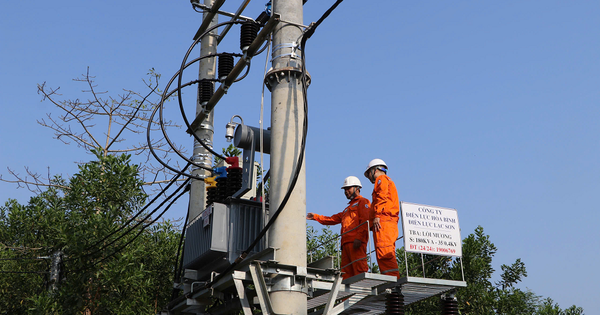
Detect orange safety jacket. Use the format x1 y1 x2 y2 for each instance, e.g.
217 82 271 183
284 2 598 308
313 195 371 245
371 174 399 222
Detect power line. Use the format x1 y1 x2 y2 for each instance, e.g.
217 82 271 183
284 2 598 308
74 178 191 263
65 181 191 274
0 270 48 274
81 163 191 255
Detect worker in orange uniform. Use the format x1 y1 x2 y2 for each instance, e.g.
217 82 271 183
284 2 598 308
307 176 370 280
364 159 400 278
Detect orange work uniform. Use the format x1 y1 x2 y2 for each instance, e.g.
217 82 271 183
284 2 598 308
313 195 371 279
371 174 400 278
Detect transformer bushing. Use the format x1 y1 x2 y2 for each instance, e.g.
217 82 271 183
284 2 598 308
226 167 242 197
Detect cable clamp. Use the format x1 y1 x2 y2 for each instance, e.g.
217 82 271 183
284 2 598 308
198 123 214 132
272 42 297 53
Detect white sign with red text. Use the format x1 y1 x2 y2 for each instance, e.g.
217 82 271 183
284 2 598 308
401 202 462 257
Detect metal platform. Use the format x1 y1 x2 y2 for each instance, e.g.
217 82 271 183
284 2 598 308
168 248 466 315
307 273 466 315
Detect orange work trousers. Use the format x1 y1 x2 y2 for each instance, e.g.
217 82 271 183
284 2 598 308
340 242 368 280
373 219 400 278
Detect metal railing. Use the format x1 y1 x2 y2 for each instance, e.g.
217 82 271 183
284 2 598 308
307 221 373 272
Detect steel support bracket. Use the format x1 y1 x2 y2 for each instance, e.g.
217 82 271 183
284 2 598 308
249 262 283 315
233 273 253 315
322 273 342 315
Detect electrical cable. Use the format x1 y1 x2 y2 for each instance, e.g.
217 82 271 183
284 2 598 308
233 61 251 82
173 18 270 161
79 163 192 256
149 59 239 180
0 257 47 261
148 80 213 180
151 53 234 172
302 0 345 41
169 3 347 308
149 21 271 179
203 21 310 291
75 177 191 262
171 203 190 301
201 0 349 288
253 39 270 57
0 270 48 274
175 21 244 161
65 180 191 274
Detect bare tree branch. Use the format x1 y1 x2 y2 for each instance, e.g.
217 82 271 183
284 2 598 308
1 167 69 193
3 68 187 194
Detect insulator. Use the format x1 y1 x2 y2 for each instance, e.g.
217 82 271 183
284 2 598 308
206 186 217 208
226 168 243 197
218 54 234 81
198 80 214 104
240 22 259 51
216 177 228 203
386 291 404 315
441 294 459 315
255 11 269 26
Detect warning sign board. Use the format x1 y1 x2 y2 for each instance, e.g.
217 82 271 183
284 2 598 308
401 202 462 257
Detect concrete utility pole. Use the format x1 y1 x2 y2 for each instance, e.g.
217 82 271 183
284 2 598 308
268 0 307 314
189 0 219 224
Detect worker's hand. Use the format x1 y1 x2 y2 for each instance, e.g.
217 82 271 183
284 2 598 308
373 217 381 232
306 213 315 220
353 239 362 249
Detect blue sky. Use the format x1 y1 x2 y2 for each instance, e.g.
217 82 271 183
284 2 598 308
1 0 599 312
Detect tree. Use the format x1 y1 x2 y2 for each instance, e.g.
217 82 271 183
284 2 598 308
397 226 583 314
305 225 585 314
0 151 182 314
1 68 185 195
306 226 339 267
213 144 242 166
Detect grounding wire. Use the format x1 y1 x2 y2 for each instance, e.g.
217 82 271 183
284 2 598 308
259 35 271 228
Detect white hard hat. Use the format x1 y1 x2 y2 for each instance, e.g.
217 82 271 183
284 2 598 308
364 159 388 177
341 176 362 189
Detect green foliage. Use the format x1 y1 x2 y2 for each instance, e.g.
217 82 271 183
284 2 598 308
213 144 242 165
306 226 339 267
536 298 584 315
305 225 584 315
255 164 270 202
0 152 181 314
394 226 585 315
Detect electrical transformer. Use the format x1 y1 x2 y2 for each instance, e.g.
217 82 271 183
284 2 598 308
183 198 267 280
